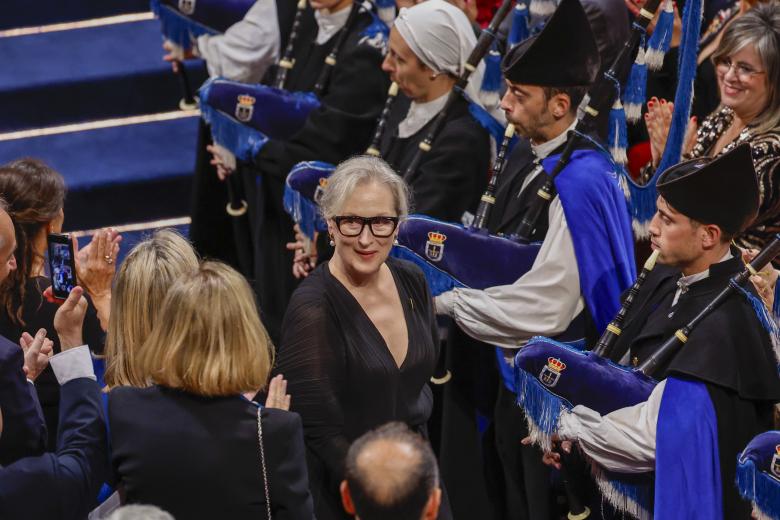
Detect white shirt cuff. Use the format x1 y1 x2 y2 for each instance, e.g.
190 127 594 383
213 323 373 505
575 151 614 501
49 345 96 385
434 290 456 316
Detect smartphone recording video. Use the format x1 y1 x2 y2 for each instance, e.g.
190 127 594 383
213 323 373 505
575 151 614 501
47 233 77 300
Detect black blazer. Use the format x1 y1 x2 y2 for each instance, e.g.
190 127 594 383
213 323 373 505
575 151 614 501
0 378 108 520
0 333 47 466
109 386 314 520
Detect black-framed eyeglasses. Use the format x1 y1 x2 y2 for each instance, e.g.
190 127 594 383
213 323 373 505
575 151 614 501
333 215 399 237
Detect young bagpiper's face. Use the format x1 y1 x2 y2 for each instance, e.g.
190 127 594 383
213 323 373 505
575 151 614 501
648 196 704 268
500 81 558 143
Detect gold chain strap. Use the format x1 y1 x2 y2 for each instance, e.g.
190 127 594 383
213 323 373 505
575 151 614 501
257 407 272 519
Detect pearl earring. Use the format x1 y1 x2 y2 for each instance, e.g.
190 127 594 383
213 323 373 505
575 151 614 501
329 235 335 246
393 238 399 246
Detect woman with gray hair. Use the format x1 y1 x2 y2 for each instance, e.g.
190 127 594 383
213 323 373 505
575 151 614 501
644 2 780 251
276 156 449 519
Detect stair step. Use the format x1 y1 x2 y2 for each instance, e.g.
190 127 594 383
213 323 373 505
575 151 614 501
1 0 150 31
0 18 207 132
0 112 201 230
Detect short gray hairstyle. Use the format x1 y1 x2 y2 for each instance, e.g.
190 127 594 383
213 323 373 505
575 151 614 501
712 3 780 134
319 156 411 220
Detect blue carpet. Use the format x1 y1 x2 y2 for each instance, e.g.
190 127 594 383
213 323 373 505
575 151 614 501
0 20 207 132
1 0 150 30
0 115 200 230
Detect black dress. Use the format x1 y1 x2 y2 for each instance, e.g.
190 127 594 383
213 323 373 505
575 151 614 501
0 276 104 449
275 257 440 520
245 6 389 343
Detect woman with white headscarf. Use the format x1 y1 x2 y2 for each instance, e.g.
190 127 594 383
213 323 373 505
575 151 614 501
377 0 494 223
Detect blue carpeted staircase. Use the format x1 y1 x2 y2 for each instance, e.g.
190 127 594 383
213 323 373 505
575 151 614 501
0 1 208 233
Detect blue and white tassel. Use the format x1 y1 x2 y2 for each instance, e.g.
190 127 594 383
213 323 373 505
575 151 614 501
623 44 648 123
480 42 504 109
508 3 530 46
645 0 675 70
529 0 557 17
608 99 629 165
372 0 396 27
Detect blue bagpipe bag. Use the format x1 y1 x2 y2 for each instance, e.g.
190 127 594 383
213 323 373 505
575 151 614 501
199 78 321 162
737 430 780 520
150 0 256 49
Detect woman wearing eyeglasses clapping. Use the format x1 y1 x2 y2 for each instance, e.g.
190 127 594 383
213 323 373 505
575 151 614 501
275 155 448 520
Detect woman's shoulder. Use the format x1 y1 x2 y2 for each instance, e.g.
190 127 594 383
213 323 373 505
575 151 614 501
287 266 330 310
387 257 428 292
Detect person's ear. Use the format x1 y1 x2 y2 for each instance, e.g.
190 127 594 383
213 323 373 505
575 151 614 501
551 93 570 119
422 487 442 520
340 481 357 516
700 224 722 249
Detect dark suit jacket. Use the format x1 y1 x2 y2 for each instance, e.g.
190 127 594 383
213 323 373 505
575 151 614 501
109 386 314 520
0 334 47 465
0 378 108 520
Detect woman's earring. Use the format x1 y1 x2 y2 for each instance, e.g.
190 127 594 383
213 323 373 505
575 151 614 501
329 235 335 247
393 237 399 246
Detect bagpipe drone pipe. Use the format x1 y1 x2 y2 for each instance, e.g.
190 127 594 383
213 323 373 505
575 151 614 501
513 234 780 519
737 431 780 520
150 0 257 108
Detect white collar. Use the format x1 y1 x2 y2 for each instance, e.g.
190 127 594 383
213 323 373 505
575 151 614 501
398 93 448 139
530 119 577 159
314 6 352 45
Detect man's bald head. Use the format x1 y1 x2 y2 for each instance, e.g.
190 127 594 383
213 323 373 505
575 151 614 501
0 201 17 285
342 422 440 520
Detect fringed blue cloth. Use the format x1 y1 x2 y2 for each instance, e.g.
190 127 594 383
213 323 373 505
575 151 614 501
656 377 722 519
480 42 504 108
150 0 255 49
654 0 703 174
608 99 629 165
371 0 396 26
393 215 541 292
623 43 647 123
551 149 636 333
358 8 390 51
620 0 703 236
734 284 780 366
390 246 467 296
283 161 335 240
508 2 530 47
736 431 780 520
645 0 675 70
198 78 320 160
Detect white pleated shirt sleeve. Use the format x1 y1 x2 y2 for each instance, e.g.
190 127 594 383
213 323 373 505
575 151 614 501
434 198 584 349
557 379 666 474
195 0 281 83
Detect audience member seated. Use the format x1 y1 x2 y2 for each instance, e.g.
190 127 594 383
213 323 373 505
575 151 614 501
341 422 441 520
109 261 313 519
643 3 780 251
0 286 110 520
276 156 448 519
0 159 120 446
103 229 198 389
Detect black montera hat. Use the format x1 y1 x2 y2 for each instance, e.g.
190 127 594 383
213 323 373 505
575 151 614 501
501 0 600 87
656 143 759 235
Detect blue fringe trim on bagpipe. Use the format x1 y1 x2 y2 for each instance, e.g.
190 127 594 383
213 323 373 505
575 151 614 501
150 0 218 49
389 246 466 297
199 102 269 162
737 459 780 520
283 184 326 241
514 355 655 519
645 0 675 70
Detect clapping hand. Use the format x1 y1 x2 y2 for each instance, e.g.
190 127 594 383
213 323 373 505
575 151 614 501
73 229 121 299
20 328 54 382
264 374 292 411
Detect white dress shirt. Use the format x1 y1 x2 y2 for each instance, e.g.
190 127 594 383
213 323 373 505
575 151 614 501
49 345 96 385
398 94 448 138
196 0 281 83
314 6 352 45
434 121 585 349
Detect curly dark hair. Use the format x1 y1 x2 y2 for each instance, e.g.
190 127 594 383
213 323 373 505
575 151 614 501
0 159 66 325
